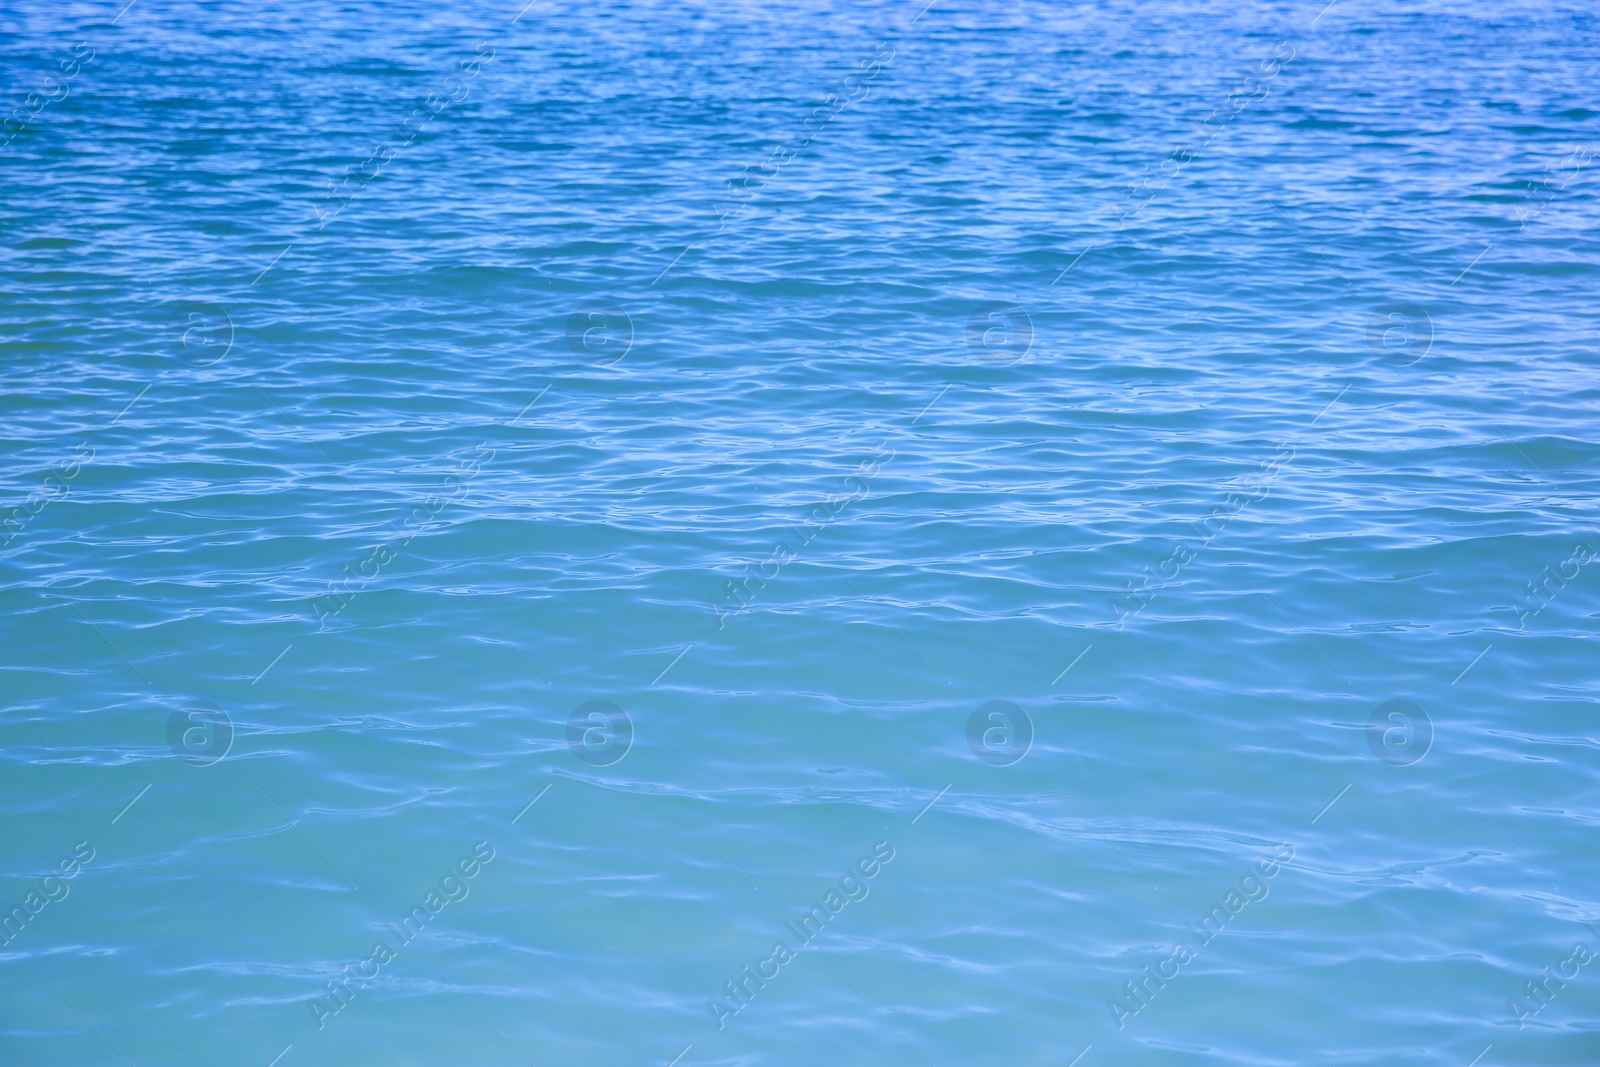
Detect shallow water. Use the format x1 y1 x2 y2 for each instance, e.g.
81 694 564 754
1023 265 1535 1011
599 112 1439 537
3 1 1599 1064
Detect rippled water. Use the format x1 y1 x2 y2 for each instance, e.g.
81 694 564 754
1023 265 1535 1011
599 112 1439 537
4 1 1600 1064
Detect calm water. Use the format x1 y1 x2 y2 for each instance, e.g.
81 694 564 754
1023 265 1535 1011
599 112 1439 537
3 0 1599 1064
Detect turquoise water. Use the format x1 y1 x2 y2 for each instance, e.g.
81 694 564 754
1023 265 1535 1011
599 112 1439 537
4 0 1600 1063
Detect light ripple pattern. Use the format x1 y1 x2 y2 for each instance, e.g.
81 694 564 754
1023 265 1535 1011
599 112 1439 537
2 0 1598 1065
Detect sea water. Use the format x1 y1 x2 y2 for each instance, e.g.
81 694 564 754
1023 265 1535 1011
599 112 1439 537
2 1 1598 1064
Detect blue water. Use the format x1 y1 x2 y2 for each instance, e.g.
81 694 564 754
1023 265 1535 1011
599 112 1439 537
4 1 1600 1064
